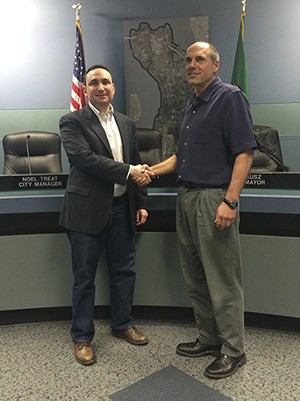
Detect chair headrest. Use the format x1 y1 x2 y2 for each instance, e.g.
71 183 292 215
135 128 163 165
2 131 62 174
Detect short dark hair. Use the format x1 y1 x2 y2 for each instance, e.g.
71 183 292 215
83 64 111 85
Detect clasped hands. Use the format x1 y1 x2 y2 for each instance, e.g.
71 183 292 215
130 164 154 186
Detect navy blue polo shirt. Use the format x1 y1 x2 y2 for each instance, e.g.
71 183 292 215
176 76 256 187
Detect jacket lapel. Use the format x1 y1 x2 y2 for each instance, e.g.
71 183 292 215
114 112 130 163
84 106 113 157
83 106 130 163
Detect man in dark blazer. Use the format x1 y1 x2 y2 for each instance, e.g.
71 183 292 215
59 64 153 366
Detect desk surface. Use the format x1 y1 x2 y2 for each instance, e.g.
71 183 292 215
1 170 300 215
1 187 300 215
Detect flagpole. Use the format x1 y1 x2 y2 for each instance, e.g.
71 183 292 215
240 1 246 41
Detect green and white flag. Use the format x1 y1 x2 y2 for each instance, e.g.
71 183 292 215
231 11 249 98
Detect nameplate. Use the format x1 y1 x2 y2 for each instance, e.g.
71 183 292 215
0 174 68 191
1 172 299 191
150 172 300 190
245 172 300 190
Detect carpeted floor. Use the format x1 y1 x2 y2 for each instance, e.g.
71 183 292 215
0 320 299 401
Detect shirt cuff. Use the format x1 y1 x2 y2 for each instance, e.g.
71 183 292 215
126 165 132 180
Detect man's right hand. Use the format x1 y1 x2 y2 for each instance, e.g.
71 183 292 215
130 164 154 186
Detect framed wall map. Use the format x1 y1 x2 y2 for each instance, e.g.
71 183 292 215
123 17 209 158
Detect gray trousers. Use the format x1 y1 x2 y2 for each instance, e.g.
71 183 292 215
176 187 245 357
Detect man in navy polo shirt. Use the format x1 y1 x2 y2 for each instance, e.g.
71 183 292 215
148 42 256 379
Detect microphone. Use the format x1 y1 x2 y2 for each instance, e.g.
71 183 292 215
25 134 32 174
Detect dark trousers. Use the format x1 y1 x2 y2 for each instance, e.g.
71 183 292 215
67 196 136 343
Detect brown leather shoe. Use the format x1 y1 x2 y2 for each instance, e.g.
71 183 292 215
112 326 148 345
74 342 95 366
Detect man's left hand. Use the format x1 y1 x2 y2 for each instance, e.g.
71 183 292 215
136 209 148 226
214 202 237 230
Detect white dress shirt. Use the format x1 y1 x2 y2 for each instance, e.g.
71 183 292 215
89 101 128 197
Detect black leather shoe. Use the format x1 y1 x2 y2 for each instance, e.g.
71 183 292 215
205 353 247 379
176 339 222 357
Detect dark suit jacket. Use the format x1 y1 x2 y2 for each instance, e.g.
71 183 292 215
59 105 147 235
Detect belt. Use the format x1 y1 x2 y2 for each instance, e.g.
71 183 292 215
178 180 204 189
178 180 227 190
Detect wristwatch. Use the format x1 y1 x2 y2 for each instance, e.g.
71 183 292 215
223 197 238 210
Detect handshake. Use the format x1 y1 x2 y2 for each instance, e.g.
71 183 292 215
130 164 155 186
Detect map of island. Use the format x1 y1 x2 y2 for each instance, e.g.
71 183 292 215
125 17 209 158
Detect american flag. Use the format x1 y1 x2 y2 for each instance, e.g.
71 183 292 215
70 18 86 111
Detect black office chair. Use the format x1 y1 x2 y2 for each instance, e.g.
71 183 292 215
135 128 162 165
2 131 63 174
251 125 290 172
